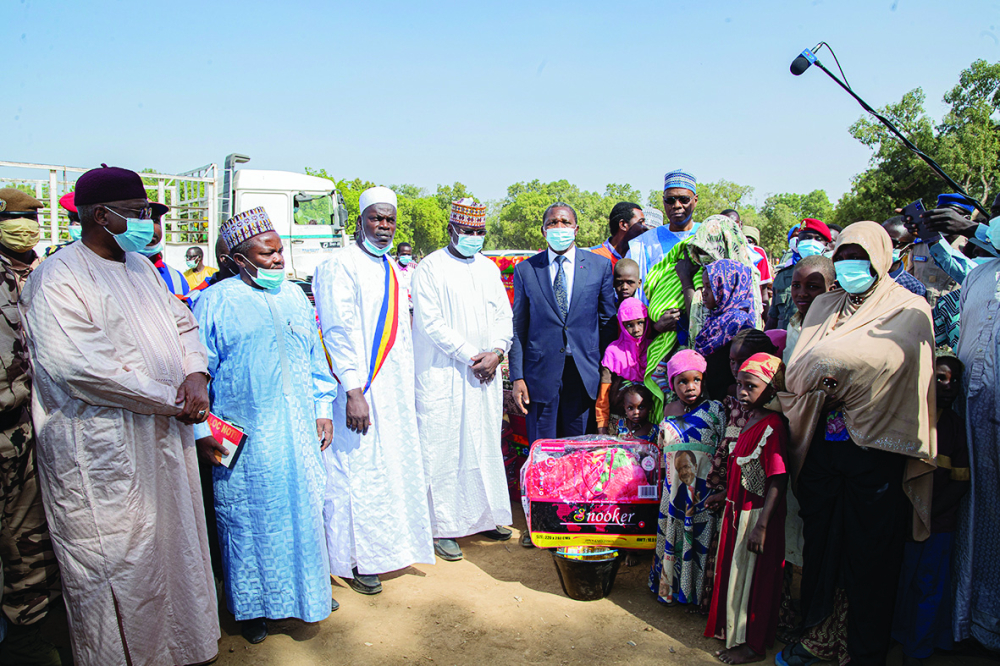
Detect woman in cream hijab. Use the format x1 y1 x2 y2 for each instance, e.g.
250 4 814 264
778 221 935 666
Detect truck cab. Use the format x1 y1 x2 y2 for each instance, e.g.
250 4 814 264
231 169 348 280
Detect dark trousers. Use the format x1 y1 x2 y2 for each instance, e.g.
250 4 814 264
198 458 223 580
525 356 590 444
798 434 907 666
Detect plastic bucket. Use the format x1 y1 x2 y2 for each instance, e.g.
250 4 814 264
551 547 621 601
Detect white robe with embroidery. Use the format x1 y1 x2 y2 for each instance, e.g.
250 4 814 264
19 242 218 666
313 244 434 577
411 249 513 537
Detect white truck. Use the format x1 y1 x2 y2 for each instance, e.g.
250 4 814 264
0 154 351 280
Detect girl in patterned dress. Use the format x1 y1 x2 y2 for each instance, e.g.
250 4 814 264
650 350 726 606
701 329 778 614
706 353 788 664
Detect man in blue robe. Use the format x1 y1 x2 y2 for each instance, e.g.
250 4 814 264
193 206 338 644
626 170 700 302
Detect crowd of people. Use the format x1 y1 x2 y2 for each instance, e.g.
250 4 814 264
0 162 995 666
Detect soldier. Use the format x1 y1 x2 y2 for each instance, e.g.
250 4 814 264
0 189 63 665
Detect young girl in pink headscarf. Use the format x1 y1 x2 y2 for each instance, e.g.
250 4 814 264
650 349 726 608
596 298 651 435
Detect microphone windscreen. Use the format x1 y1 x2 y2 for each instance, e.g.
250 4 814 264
790 55 812 76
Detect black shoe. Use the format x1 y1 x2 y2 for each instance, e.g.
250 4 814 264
345 567 382 595
434 538 464 561
480 526 513 541
331 597 340 612
240 618 267 644
519 531 535 548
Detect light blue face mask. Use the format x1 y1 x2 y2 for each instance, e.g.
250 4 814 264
546 227 576 252
68 226 81 241
104 208 154 253
397 255 412 266
974 257 994 266
360 226 393 257
454 233 485 257
238 254 285 289
989 216 1000 252
138 237 165 257
835 259 876 294
892 249 902 264
797 239 826 258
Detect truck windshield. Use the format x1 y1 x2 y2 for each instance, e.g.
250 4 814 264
294 193 335 226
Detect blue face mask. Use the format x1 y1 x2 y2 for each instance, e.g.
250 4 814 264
797 239 826 258
397 255 412 266
546 227 576 252
238 254 285 290
138 237 165 257
360 225 393 257
974 257 994 265
835 259 876 294
454 234 485 257
988 216 1000 252
68 226 82 241
891 249 902 264
105 209 154 253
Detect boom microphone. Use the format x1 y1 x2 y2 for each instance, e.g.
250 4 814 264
789 42 992 219
790 44 821 76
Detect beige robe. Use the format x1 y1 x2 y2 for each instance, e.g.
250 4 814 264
19 242 218 666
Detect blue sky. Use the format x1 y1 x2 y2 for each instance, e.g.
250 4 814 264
3 0 998 206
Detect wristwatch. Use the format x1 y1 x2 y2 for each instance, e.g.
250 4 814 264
492 348 505 363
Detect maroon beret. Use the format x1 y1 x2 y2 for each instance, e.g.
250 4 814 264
74 164 147 206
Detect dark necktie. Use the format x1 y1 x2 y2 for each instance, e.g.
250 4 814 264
554 255 568 319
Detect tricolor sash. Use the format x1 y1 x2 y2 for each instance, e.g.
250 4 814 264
322 255 400 393
363 256 400 393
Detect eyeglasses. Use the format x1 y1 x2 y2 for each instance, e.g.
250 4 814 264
664 196 692 206
104 205 151 220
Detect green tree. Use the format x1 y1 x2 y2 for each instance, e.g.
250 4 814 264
390 184 426 200
691 180 756 223
757 190 833 258
832 89 942 226
938 59 1000 205
487 180 640 251
435 182 475 209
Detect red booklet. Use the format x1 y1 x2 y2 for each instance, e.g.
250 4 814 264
206 413 248 469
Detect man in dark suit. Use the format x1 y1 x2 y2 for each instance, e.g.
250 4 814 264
510 202 617 448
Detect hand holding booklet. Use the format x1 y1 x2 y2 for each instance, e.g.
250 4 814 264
206 413 248 469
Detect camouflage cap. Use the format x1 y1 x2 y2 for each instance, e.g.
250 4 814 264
0 188 43 214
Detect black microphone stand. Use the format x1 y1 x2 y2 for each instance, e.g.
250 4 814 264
806 52 991 219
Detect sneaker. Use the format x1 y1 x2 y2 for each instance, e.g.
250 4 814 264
433 538 463 561
240 618 267 645
480 526 513 541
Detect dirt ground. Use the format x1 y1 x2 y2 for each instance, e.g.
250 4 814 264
39 509 999 666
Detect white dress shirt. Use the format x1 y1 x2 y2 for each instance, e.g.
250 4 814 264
546 245 576 304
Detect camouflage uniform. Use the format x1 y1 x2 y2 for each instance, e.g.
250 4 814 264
0 251 60 626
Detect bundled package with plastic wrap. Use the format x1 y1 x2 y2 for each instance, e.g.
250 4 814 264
520 436 661 549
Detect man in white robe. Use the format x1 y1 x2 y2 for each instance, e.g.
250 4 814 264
411 198 513 561
314 186 433 595
18 166 219 666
